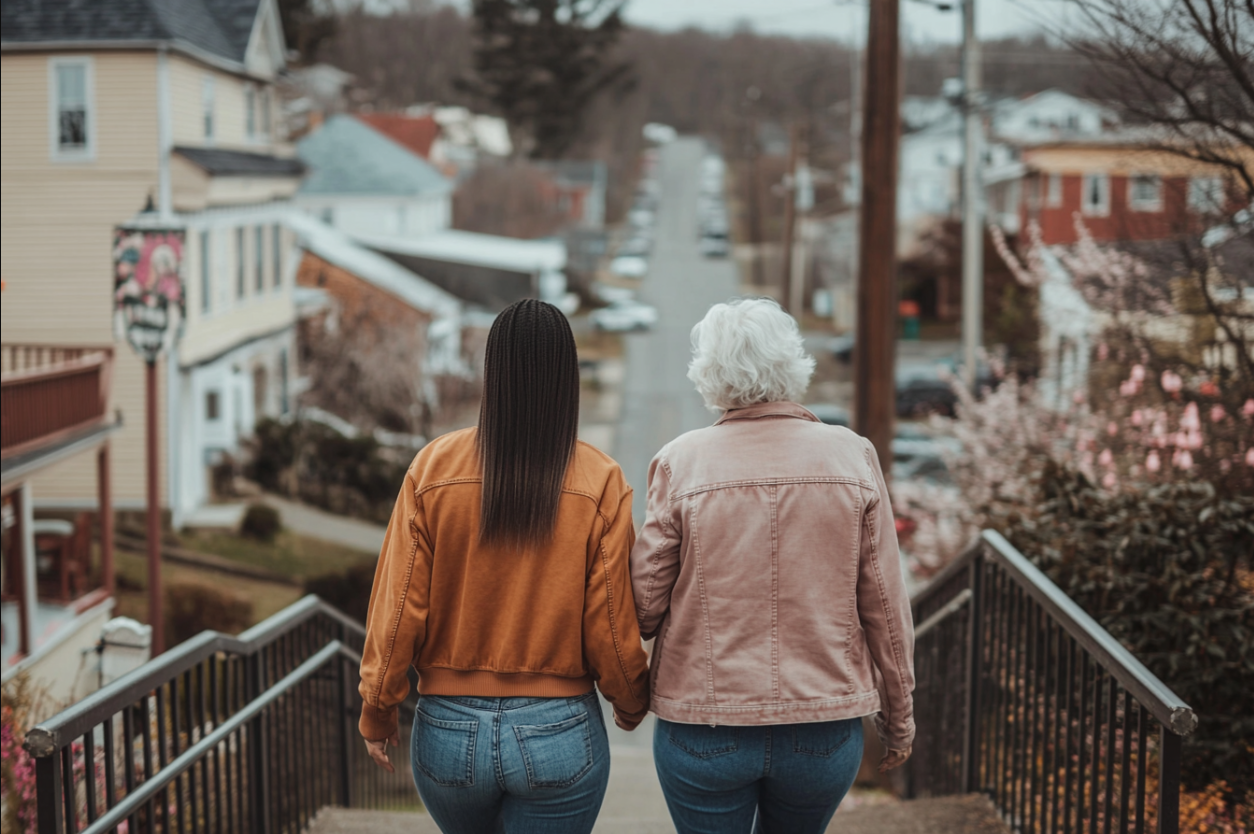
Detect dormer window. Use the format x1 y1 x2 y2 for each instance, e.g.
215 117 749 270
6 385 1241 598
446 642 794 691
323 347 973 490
260 90 272 139
202 77 216 141
50 57 94 160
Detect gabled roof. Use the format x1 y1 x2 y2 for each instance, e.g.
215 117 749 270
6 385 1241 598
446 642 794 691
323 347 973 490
175 147 304 177
355 230 566 274
357 114 441 160
297 114 452 198
0 0 272 68
287 212 461 319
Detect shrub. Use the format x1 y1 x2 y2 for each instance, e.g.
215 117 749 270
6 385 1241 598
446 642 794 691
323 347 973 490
240 503 281 542
305 561 377 624
1001 462 1254 794
165 582 254 647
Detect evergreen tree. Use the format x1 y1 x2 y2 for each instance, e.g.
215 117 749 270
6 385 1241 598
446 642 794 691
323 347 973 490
460 0 633 159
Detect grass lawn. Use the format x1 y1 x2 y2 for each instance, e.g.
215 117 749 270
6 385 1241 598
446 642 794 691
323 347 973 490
176 530 377 582
112 549 303 628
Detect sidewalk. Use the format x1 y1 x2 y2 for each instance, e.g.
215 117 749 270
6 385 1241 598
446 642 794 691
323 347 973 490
261 494 386 554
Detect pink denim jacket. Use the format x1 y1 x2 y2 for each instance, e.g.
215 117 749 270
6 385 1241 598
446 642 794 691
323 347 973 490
630 401 915 749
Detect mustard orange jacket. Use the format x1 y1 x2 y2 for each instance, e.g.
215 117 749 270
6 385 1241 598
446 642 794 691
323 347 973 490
358 427 651 740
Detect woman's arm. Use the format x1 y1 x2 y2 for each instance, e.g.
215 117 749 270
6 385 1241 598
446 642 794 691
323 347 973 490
584 474 651 730
630 451 683 640
358 470 435 742
856 438 917 752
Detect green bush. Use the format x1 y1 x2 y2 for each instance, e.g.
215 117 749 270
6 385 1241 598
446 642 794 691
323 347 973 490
999 463 1254 793
165 582 254 647
240 503 281 542
305 561 377 624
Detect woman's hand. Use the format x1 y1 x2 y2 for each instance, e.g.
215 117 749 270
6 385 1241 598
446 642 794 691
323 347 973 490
878 746 911 772
365 732 399 773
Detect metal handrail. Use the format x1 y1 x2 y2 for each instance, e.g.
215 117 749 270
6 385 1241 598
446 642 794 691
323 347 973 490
24 595 363 754
906 529 1197 834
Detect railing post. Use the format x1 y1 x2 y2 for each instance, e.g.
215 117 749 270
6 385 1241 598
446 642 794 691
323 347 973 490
336 625 355 809
1157 728 1181 834
248 652 272 834
34 753 63 834
963 547 984 793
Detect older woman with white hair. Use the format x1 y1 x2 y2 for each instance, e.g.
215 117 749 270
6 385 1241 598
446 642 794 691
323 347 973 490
630 298 915 834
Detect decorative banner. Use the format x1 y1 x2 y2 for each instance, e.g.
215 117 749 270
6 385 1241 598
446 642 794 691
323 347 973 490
112 227 186 363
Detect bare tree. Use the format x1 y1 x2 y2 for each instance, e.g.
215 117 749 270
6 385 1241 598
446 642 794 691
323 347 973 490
1065 0 1254 201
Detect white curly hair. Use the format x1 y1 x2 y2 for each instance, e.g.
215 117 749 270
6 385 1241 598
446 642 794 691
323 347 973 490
687 297 816 411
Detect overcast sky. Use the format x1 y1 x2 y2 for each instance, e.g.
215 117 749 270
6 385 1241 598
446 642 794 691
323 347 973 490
620 0 1077 45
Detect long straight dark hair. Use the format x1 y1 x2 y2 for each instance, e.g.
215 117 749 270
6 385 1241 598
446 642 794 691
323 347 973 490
477 299 580 547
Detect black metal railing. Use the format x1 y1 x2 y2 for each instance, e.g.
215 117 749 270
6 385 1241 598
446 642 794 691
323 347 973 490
23 596 419 834
906 530 1197 834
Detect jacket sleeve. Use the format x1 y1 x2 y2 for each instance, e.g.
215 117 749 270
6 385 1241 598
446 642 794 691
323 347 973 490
358 469 434 741
630 451 683 641
857 438 917 751
584 473 651 731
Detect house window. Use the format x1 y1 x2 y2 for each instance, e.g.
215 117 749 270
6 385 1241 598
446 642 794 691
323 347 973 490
1046 173 1062 208
50 58 93 159
1128 174 1162 212
236 228 246 298
245 86 256 141
255 226 265 291
272 224 282 288
1066 114 1079 131
199 230 212 314
202 77 215 141
205 390 221 421
260 90 272 139
1081 173 1110 216
1188 176 1225 213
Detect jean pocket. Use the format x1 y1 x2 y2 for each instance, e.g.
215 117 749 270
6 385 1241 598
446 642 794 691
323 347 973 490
513 712 594 789
666 722 739 759
792 719 854 757
413 708 477 787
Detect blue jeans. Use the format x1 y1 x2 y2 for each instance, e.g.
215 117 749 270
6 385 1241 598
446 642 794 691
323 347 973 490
410 693 610 834
653 717 864 834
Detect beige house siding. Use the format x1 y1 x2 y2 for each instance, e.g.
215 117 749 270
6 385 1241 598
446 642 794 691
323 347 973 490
1024 146 1254 177
169 55 276 152
1 51 166 505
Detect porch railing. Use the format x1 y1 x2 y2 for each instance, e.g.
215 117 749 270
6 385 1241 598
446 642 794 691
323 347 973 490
1 344 113 458
23 596 419 834
906 530 1197 834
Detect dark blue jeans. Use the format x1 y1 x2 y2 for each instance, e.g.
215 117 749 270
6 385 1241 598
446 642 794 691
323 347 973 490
410 694 610 834
653 717 864 834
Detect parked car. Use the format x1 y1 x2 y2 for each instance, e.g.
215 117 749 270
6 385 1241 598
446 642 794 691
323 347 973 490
805 403 851 426
609 255 649 279
591 299 659 332
700 233 730 258
618 236 652 257
827 333 856 362
593 284 636 304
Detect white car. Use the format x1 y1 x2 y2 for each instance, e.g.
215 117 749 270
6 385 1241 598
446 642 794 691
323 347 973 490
609 255 649 279
591 300 659 332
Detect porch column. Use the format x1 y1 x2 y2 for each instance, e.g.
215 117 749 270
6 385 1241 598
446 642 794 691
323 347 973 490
98 443 114 594
18 482 36 657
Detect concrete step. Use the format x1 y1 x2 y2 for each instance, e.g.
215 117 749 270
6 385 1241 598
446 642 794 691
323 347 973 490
306 793 1009 834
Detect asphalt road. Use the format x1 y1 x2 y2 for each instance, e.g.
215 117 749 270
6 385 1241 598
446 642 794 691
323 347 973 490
615 137 740 526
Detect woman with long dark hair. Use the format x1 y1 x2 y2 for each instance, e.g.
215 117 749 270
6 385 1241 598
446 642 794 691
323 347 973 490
358 299 650 834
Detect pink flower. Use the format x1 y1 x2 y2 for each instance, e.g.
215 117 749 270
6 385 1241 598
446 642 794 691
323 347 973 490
1211 404 1227 423
1180 402 1200 431
1174 449 1194 470
1098 448 1113 467
1119 380 1139 397
1246 447 1254 467
1146 451 1161 473
1131 410 1143 427
1106 421 1118 436
1131 364 1146 383
1098 342 1109 361
1243 399 1254 419
1102 472 1117 489
1073 391 1085 404
1160 370 1182 393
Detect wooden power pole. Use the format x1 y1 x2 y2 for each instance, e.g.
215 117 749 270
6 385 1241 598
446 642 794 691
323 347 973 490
854 0 902 474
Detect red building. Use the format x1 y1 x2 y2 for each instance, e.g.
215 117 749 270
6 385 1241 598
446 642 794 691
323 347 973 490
1016 139 1247 245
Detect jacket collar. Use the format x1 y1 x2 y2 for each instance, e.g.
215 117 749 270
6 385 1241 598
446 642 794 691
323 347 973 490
714 401 822 426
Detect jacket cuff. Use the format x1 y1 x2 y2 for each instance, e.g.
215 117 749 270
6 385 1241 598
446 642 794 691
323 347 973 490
360 703 399 741
874 712 915 750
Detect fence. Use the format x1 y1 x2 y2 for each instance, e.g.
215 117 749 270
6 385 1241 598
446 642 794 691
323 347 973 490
23 596 418 834
907 530 1197 834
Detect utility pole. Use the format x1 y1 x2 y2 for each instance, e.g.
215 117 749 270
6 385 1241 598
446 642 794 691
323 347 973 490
960 0 984 391
854 0 902 473
780 122 801 313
